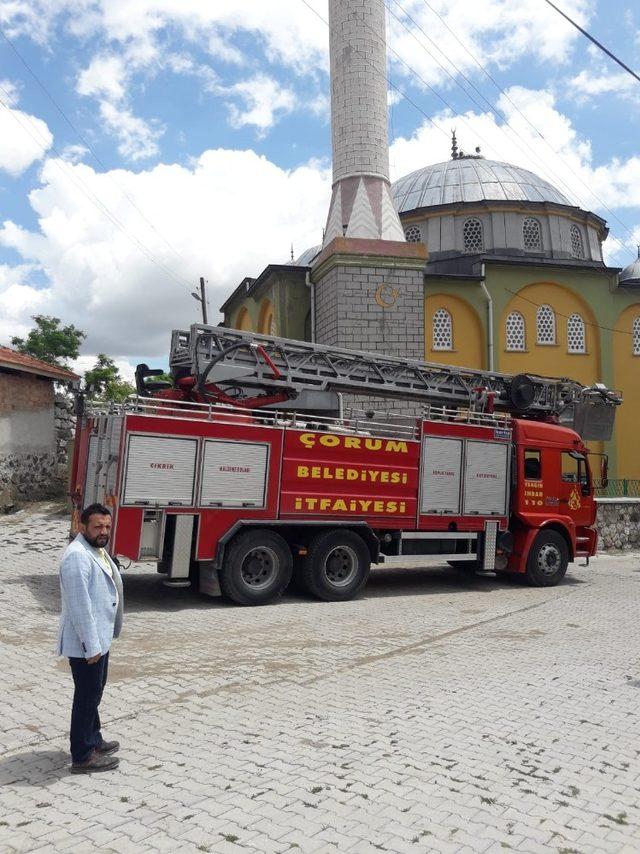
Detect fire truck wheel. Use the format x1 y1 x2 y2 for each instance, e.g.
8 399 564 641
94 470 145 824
301 530 371 601
220 530 293 606
525 530 569 587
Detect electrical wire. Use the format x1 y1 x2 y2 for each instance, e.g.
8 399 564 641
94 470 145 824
0 86 194 293
298 0 449 140
542 0 640 85
0 25 183 262
415 0 639 256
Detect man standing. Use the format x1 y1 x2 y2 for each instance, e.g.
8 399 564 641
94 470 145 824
58 503 124 773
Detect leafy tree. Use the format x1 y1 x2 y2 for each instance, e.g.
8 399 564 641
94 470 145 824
11 315 86 368
85 354 135 402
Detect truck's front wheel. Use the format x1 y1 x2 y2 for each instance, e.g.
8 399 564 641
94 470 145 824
300 530 371 601
525 530 569 587
220 530 292 605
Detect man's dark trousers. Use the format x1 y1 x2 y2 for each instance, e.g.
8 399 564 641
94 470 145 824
69 652 109 763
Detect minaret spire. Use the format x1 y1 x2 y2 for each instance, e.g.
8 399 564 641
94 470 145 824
451 129 459 160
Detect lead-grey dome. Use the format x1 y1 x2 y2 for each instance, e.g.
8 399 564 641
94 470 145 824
391 157 573 213
620 249 640 284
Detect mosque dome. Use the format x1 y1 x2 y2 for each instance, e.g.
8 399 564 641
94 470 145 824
620 248 640 285
391 155 573 213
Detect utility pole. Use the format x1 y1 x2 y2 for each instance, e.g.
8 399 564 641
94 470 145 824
191 277 209 324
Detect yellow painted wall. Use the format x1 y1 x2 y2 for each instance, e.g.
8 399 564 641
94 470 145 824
499 282 603 454
258 299 275 335
236 307 253 331
613 304 640 479
425 294 485 369
499 282 601 386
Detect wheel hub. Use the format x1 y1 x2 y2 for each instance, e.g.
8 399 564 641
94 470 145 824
537 543 561 576
241 547 277 589
324 546 358 587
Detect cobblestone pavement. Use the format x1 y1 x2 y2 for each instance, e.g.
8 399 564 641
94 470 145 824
1 503 640 854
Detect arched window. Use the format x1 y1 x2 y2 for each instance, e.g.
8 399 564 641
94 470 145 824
523 218 542 252
634 316 640 356
432 308 453 351
258 299 275 335
567 313 586 354
536 304 556 344
404 225 421 243
570 224 585 259
505 311 526 351
463 218 484 252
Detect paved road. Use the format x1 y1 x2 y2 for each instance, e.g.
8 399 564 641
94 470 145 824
1 503 639 854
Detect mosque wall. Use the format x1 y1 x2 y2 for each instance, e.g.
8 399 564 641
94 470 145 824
613 304 640 481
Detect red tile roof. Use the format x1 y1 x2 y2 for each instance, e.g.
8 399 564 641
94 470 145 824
0 346 80 382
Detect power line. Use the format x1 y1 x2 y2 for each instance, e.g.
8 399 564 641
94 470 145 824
542 0 640 85
0 24 183 261
298 0 449 140
505 288 633 337
415 0 639 257
0 86 194 294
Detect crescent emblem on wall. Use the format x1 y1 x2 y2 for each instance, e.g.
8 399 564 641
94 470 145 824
374 284 400 308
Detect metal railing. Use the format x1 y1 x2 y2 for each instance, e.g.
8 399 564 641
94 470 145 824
594 479 640 498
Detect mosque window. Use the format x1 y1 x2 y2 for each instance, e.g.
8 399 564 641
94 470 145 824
570 224 585 259
523 218 542 252
634 317 640 356
405 225 421 243
432 308 453 351
506 311 526 351
463 218 484 253
567 313 586 354
536 304 556 345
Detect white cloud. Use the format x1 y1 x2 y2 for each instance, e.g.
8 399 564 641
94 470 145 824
571 68 639 100
99 102 164 161
0 89 53 175
0 149 330 360
226 75 297 134
77 55 128 101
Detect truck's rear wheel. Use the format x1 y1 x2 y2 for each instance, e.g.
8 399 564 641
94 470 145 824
525 530 569 587
220 530 292 605
300 530 370 601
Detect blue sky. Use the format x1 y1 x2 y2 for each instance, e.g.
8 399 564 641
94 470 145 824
0 0 639 377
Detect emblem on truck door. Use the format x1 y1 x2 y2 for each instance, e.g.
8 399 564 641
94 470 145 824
568 487 582 511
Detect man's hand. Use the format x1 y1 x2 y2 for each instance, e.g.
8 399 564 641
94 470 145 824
87 654 101 664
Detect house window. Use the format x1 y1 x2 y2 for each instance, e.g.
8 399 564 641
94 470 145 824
570 224 585 259
505 311 526 351
404 225 421 243
567 313 586 354
432 308 453 350
536 304 556 344
634 316 640 356
463 218 484 252
523 218 542 252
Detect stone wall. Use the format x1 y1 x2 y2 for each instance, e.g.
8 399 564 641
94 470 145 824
596 499 640 550
0 371 57 506
54 393 75 489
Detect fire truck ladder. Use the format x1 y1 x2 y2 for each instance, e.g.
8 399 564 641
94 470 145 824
164 325 620 438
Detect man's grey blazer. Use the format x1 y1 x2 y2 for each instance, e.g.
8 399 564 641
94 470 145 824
57 533 124 659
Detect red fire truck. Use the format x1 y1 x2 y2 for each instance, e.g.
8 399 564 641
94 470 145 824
70 326 620 605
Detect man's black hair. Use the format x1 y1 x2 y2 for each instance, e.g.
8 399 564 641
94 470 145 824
80 503 112 524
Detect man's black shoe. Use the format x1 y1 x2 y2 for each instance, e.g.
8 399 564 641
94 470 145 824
70 752 119 774
97 740 120 755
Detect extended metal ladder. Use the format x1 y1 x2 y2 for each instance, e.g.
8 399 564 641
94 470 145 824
167 325 620 438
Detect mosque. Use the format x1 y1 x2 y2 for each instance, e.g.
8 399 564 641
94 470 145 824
219 1 640 483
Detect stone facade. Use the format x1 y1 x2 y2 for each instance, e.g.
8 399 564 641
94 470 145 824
596 499 640 550
0 373 76 507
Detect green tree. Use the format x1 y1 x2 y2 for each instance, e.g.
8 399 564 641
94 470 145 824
85 354 135 402
11 315 86 368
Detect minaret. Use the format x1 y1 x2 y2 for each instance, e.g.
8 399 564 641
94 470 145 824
311 0 426 387
323 0 405 244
